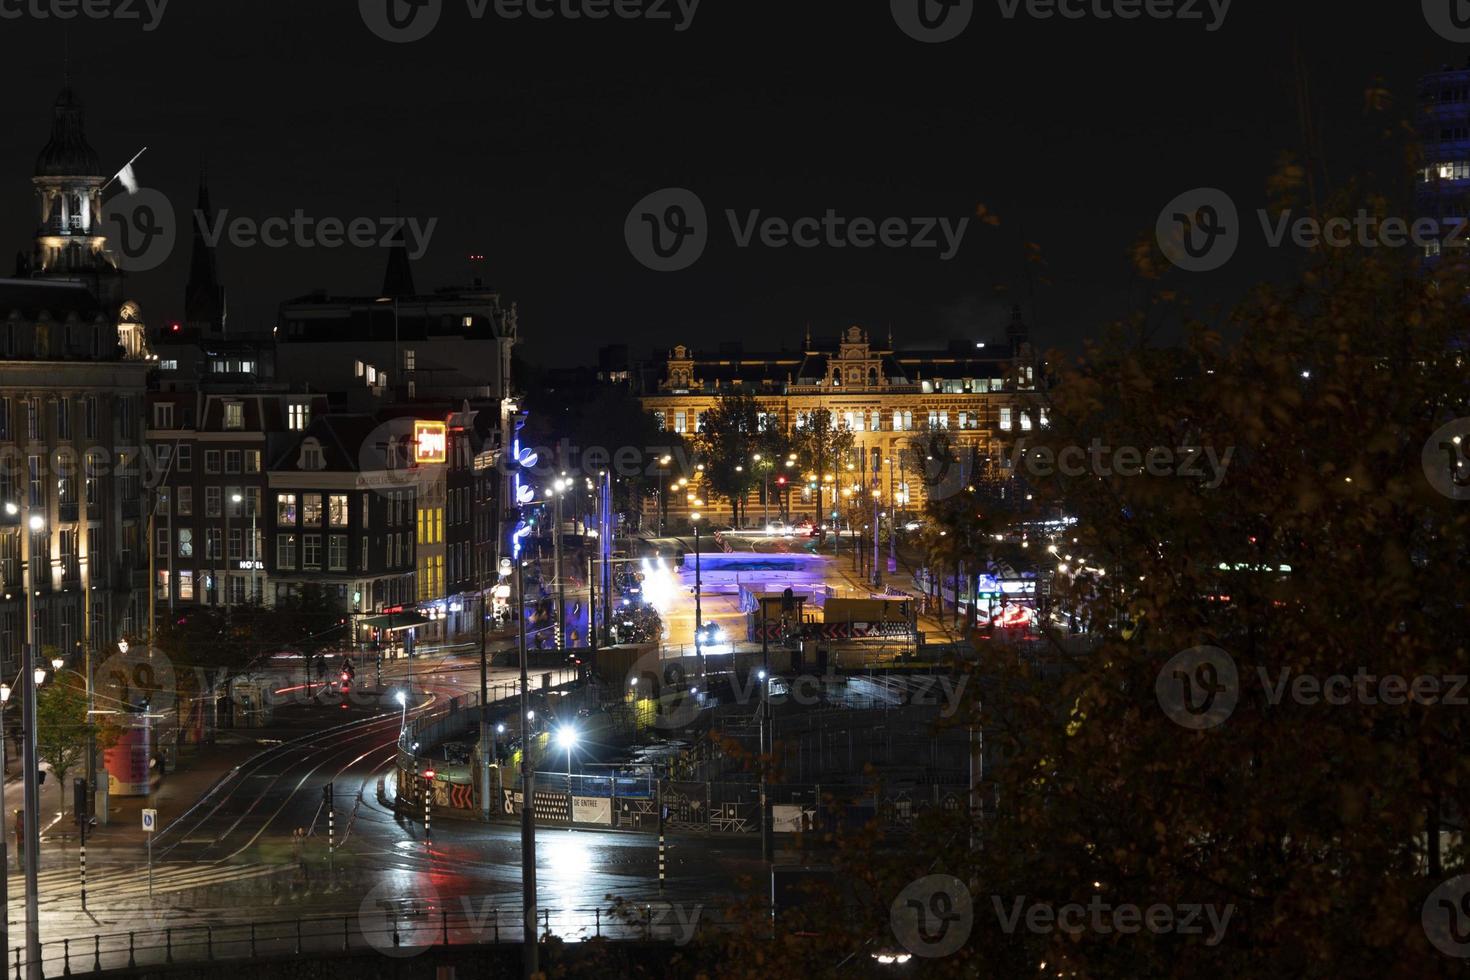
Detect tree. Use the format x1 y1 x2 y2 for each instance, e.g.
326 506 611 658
695 391 763 527
791 408 855 541
692 109 1470 979
36 672 100 816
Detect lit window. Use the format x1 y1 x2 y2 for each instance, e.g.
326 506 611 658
999 407 1013 431
224 403 244 430
178 570 194 600
288 404 309 431
329 494 349 527
303 494 323 525
277 493 298 524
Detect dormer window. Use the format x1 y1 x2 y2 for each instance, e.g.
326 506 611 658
299 437 326 471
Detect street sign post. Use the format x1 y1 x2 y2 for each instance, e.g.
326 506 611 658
142 808 158 899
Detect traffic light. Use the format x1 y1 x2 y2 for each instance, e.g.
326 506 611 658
776 476 787 486
72 778 86 823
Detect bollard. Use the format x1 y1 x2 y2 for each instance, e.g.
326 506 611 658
62 938 70 975
207 925 213 961
493 909 499 944
128 932 136 968
92 937 99 972
295 919 302 955
166 928 173 964
393 920 401 948
343 916 350 952
249 923 256 959
442 907 449 946
595 908 600 938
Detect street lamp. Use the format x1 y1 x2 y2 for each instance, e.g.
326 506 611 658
0 681 9 958
690 513 703 680
657 455 672 537
396 689 408 736
556 725 578 827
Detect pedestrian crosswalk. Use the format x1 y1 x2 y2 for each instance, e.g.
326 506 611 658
17 860 285 905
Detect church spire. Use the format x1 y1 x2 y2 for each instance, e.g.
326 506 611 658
381 191 416 298
185 165 227 336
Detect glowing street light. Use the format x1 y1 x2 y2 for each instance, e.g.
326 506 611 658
556 726 579 827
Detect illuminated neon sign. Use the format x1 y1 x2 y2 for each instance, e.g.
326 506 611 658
414 421 447 464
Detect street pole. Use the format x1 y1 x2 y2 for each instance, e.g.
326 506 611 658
760 622 771 864
0 686 9 962
553 489 564 649
515 558 538 978
692 518 703 681
20 643 40 980
587 552 597 655
480 568 491 821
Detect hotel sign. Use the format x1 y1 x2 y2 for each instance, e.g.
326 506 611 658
414 421 447 464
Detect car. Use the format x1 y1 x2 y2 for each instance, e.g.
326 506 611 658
764 521 791 536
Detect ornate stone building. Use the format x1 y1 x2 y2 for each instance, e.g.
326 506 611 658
640 310 1043 523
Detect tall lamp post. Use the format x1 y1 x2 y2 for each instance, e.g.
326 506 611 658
691 513 703 681
557 726 577 829
0 680 10 960
656 455 671 537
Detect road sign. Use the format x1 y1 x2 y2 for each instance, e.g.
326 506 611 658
141 808 157 833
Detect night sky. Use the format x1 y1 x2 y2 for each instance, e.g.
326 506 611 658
0 1 1454 364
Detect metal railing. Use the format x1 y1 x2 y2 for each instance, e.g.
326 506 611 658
14 904 759 976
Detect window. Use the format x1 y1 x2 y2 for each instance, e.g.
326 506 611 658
156 526 169 557
302 534 322 570
178 570 194 600
303 494 323 525
227 488 243 517
178 487 193 516
247 488 261 517
871 410 882 431
156 569 170 601
653 411 666 431
225 450 241 474
361 496 370 529
205 450 221 474
277 534 297 570
288 403 309 430
155 444 172 476
206 487 222 517
83 396 96 439
177 445 192 472
403 349 416 371
206 528 222 560
277 493 298 524
999 407 1013 431
153 403 174 429
328 535 347 571
56 399 70 439
156 487 171 517
361 535 370 571
26 399 40 440
245 450 261 473
159 359 178 371
27 455 42 507
0 398 9 440
228 528 242 561
673 411 687 434
302 445 324 470
224 402 244 430
1039 408 1049 428
178 528 193 558
328 494 349 527
1019 411 1033 432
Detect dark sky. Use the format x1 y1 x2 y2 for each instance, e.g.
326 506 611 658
0 1 1455 365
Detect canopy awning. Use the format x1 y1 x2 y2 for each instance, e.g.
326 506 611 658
358 612 431 631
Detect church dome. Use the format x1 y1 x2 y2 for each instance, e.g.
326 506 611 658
35 87 103 178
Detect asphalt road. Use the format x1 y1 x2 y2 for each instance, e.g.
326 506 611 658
6 651 772 973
